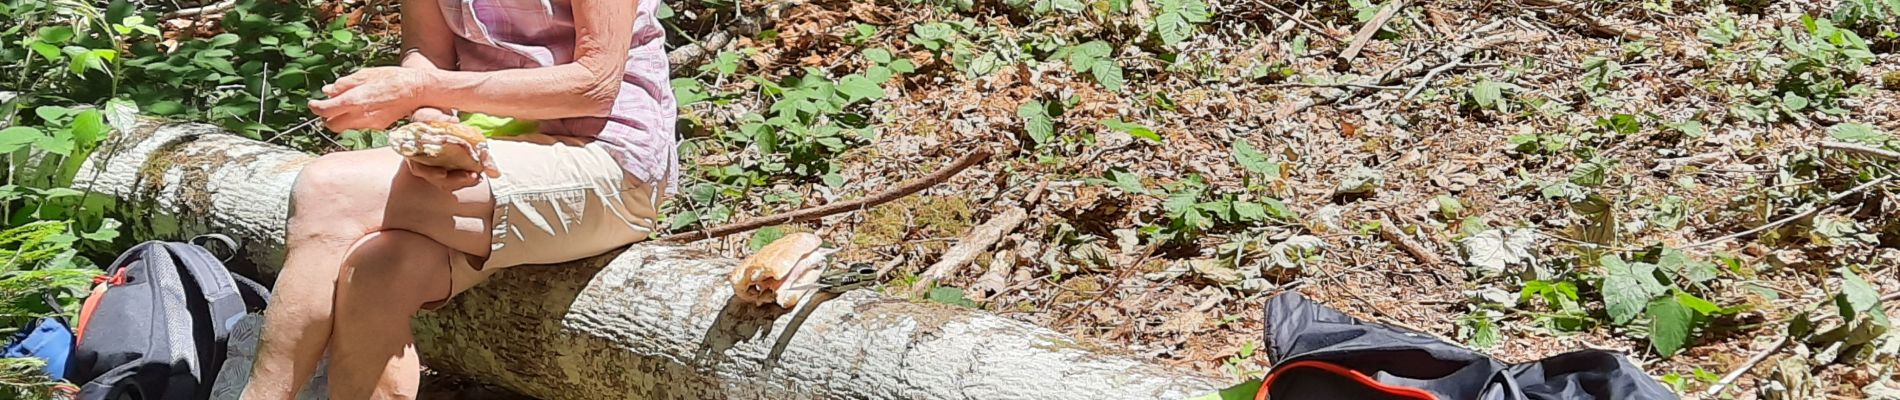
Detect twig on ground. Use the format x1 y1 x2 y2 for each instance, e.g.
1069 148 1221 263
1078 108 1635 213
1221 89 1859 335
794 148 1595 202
666 0 799 67
1685 175 1893 249
1704 291 1900 397
163 0 236 19
1268 82 1409 90
1252 1 1346 44
1519 0 1647 40
1052 244 1159 328
911 206 1030 292
1335 0 1407 71
1377 215 1443 267
657 148 992 243
972 247 1015 300
1400 59 1461 102
1822 141 1900 162
1651 152 1728 173
1300 27 1545 111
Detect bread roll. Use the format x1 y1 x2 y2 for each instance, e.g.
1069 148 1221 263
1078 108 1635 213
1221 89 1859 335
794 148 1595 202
730 232 834 308
387 121 499 177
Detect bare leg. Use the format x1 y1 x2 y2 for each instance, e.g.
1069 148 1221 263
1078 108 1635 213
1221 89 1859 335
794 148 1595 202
243 149 493 399
330 230 450 400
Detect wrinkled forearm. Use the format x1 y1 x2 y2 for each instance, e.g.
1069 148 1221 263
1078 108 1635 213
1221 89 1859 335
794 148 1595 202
418 62 621 121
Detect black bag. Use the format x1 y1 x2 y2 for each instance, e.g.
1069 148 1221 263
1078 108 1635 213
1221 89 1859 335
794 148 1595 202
68 235 269 400
1260 293 1677 400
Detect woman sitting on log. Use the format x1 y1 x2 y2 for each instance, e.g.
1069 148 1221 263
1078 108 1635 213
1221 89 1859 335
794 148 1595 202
240 0 676 397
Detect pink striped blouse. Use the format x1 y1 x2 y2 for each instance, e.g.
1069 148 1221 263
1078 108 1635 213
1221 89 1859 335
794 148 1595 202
437 0 678 193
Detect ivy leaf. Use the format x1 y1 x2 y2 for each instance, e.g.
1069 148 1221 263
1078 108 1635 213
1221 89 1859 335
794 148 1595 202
1231 139 1279 176
1602 255 1662 325
1657 248 1720 284
1829 122 1888 145
1091 168 1149 194
81 219 121 242
747 226 786 252
834 75 886 103
1019 100 1055 145
1466 312 1500 348
1838 267 1890 326
1648 295 1692 357
1567 158 1612 187
668 210 702 231
34 129 74 155
1597 114 1641 135
863 48 893 64
1233 201 1269 222
1471 79 1504 109
1092 62 1126 92
1150 0 1208 46
1066 41 1112 73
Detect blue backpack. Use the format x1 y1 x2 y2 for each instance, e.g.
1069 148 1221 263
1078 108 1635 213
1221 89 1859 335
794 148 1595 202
3 292 75 380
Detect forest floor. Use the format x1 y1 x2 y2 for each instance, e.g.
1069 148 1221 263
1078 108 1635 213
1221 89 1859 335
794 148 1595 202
148 0 1900 398
656 0 1900 398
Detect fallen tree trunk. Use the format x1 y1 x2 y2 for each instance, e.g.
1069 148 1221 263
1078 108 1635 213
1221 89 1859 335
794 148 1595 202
76 120 1225 399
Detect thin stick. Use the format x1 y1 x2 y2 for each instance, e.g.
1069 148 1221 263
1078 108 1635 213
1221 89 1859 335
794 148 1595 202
1268 82 1409 90
1520 0 1647 41
656 148 993 243
1335 0 1407 70
1400 59 1460 101
162 0 236 19
1704 291 1900 397
1052 244 1158 327
1377 215 1442 266
1821 141 1900 162
1685 175 1892 249
666 0 799 67
911 206 1029 292
1302 28 1544 110
1703 336 1789 397
1254 1 1346 44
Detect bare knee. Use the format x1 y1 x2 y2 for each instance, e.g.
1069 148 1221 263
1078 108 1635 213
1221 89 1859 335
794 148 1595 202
289 152 393 237
336 230 452 309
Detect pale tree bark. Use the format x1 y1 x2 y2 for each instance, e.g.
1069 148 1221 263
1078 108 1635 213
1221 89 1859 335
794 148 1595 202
76 120 1226 400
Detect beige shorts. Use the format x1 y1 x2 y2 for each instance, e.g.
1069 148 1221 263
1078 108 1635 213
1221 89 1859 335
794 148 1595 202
429 135 661 309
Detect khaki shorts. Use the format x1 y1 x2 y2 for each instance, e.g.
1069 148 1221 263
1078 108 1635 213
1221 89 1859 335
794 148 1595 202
427 135 661 309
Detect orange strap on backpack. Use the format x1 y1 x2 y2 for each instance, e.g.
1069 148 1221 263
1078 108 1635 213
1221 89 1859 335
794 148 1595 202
1255 360 1439 400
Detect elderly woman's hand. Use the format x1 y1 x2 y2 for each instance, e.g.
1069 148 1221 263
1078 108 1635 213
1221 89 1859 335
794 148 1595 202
309 67 439 132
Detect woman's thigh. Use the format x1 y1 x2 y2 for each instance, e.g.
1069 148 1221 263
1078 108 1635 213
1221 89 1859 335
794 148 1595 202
296 148 496 257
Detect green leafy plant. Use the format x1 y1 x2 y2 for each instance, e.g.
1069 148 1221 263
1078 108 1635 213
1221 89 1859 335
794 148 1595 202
1149 0 1210 47
1019 100 1057 146
1733 16 1873 123
907 20 1010 77
1052 40 1125 92
1597 250 1739 357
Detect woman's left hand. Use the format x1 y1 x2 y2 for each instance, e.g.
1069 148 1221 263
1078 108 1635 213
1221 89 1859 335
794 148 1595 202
309 67 438 132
